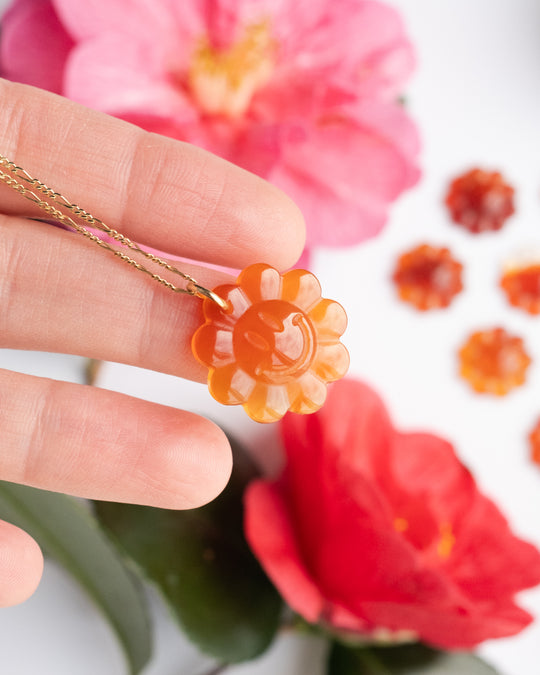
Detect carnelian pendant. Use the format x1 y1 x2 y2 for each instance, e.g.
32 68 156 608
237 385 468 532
192 263 349 423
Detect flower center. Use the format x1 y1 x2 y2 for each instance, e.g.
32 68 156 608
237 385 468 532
437 522 455 560
188 22 275 118
233 300 317 385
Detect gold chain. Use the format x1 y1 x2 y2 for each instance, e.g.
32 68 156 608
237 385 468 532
0 154 228 309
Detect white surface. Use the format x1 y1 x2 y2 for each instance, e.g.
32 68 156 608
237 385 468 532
1 1 540 673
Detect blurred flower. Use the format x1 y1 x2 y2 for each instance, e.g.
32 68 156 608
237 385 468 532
392 243 463 311
1 0 420 254
245 378 540 649
445 168 515 234
192 263 349 423
501 257 540 315
458 327 531 396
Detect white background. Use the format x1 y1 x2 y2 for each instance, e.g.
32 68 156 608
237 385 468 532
0 1 539 673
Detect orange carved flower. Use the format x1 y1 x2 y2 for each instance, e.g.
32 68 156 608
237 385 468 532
501 261 540 315
192 263 349 423
458 327 531 396
529 418 540 466
392 243 463 310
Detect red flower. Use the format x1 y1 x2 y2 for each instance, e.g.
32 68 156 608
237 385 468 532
244 379 540 649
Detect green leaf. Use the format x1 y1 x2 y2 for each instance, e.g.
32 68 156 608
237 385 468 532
95 434 282 663
0 481 151 675
327 642 500 675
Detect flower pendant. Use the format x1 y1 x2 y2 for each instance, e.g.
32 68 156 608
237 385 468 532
192 263 349 423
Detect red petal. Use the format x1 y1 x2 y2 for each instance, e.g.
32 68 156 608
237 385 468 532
244 481 324 622
449 494 540 599
359 598 533 649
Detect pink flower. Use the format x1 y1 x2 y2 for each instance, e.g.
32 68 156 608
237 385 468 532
244 378 540 649
1 0 420 253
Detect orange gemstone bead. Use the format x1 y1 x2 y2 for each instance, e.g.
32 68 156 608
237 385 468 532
529 418 540 466
445 168 515 233
392 244 463 310
501 263 540 315
192 263 349 423
458 327 531 395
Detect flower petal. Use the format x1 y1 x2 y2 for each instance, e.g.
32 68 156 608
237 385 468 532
192 324 234 369
268 0 415 104
281 269 321 312
208 365 255 405
287 371 327 414
449 493 540 599
271 106 419 248
308 298 348 342
244 382 290 423
203 285 251 328
311 343 350 382
1 0 74 94
244 481 325 622
280 381 395 563
64 35 196 122
237 264 282 303
348 99 421 165
52 0 177 41
358 597 534 650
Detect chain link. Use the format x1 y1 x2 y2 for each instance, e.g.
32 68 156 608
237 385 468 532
0 154 228 308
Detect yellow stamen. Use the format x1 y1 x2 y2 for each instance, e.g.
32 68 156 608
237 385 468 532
437 522 455 559
188 22 275 118
394 517 409 533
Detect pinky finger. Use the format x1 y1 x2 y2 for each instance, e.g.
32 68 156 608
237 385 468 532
0 519 43 606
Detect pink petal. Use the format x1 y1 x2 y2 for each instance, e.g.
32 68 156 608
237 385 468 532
270 108 420 247
52 0 177 41
1 0 73 93
244 481 325 622
64 35 197 122
348 99 421 163
272 0 415 99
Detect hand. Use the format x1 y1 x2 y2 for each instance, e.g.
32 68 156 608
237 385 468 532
0 79 305 606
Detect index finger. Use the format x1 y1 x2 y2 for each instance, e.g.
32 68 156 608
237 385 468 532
0 79 305 269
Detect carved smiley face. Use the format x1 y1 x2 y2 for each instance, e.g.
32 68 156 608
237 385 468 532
233 300 317 384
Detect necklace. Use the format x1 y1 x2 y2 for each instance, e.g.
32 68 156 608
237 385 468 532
0 154 349 423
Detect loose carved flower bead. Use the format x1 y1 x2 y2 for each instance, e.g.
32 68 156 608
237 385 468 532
445 168 515 233
529 418 540 466
501 263 540 315
458 327 531 395
392 243 463 310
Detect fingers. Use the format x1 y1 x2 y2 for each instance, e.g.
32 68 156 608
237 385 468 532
0 79 305 270
0 216 230 382
0 216 234 381
0 368 233 509
0 520 43 607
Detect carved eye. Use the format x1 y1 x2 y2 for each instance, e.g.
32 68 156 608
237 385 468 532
257 310 284 332
243 330 271 352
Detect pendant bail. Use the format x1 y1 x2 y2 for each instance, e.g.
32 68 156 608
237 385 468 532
186 280 229 311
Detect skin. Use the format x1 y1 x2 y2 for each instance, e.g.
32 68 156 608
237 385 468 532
0 79 306 606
